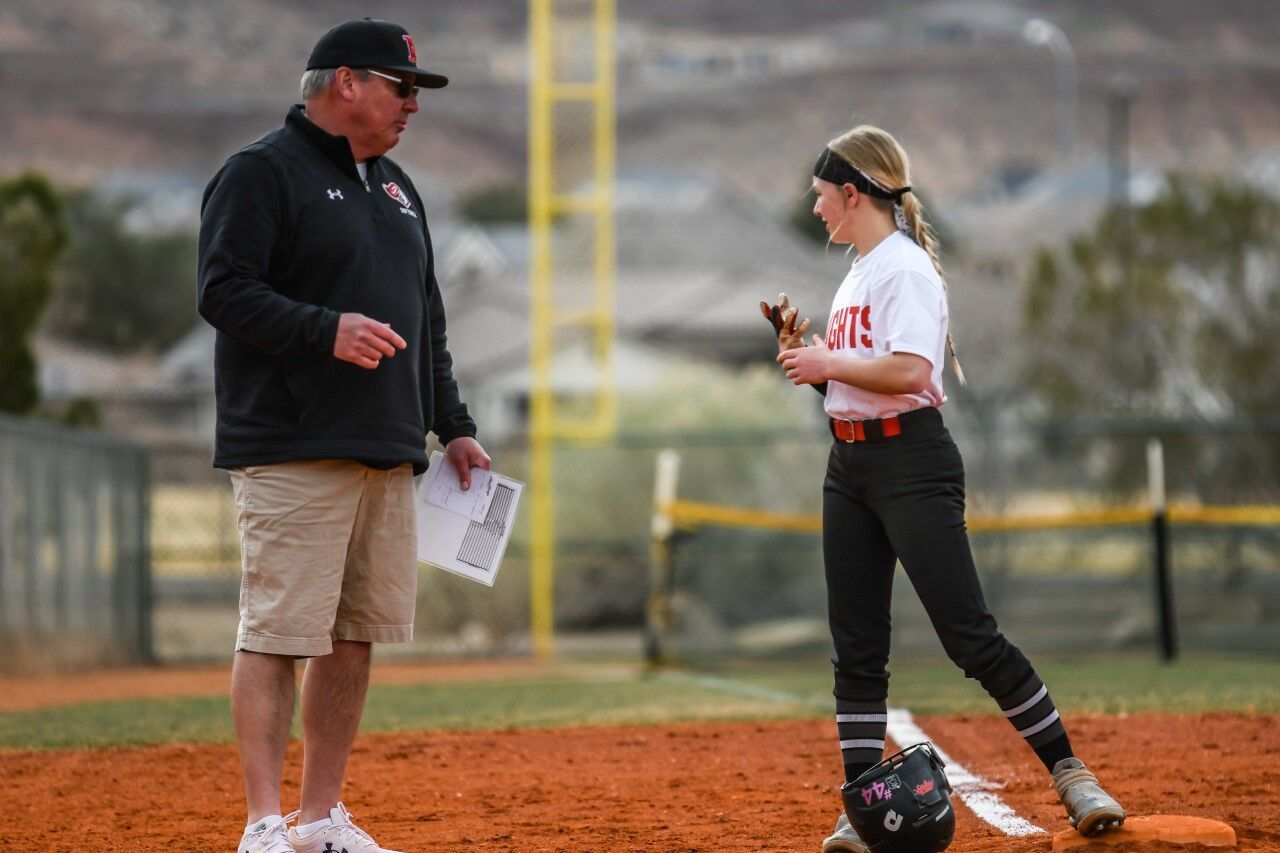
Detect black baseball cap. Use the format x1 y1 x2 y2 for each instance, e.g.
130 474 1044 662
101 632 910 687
307 18 448 89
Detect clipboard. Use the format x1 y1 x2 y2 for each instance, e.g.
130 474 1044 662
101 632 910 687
415 450 523 586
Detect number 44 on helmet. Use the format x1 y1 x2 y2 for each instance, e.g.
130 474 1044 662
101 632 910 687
842 742 956 853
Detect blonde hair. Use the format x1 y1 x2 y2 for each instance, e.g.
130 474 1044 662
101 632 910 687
827 125 965 384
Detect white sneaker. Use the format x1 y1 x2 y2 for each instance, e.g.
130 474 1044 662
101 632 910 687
238 812 298 853
288 803 405 853
1052 757 1126 837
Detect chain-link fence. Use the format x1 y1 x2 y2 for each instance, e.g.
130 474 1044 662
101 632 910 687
645 417 1280 664
6 415 1272 669
147 442 526 661
141 417 1280 665
146 437 654 662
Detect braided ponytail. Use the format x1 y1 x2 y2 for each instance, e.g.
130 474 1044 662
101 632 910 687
899 192 965 385
827 126 966 385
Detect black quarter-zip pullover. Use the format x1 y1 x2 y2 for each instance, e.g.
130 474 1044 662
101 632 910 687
198 105 475 474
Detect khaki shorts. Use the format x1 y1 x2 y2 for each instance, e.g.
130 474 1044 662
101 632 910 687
228 460 417 657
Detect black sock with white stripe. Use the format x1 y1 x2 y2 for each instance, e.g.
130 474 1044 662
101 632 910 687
835 698 887 783
996 672 1074 771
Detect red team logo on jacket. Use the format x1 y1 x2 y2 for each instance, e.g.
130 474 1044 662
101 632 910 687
403 34 417 63
382 182 413 209
828 305 872 350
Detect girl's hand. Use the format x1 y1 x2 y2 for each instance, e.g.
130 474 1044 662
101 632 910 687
777 334 832 385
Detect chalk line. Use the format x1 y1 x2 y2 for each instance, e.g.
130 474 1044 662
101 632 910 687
658 671 1045 837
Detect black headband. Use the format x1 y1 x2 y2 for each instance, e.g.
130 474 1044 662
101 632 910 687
813 149 910 200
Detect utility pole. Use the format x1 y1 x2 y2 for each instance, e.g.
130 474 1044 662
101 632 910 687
1107 77 1134 208
1107 76 1135 288
1023 18 1078 163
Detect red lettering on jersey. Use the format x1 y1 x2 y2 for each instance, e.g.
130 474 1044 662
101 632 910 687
403 34 418 64
829 306 872 350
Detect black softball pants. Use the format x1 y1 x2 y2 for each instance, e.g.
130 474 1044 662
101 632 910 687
822 408 1035 707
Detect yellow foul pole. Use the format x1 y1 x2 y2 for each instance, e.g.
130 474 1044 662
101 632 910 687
528 0 555 661
528 0 617 659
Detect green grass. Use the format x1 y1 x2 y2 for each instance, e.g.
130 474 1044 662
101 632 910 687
0 676 808 751
713 654 1280 715
2 655 1276 752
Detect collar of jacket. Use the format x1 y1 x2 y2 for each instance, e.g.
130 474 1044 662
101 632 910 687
286 104 379 184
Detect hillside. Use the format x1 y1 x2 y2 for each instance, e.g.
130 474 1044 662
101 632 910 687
2 0 1279 207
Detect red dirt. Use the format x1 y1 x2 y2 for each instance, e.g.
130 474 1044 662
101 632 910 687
4 712 1277 851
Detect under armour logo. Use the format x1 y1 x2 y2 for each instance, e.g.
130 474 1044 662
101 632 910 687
323 844 349 853
884 809 904 832
327 189 344 200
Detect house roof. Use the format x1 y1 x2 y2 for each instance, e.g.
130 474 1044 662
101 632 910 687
35 336 180 402
947 158 1167 259
143 174 855 397
444 174 851 378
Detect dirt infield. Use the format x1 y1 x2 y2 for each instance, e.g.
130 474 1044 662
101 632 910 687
4 712 1277 851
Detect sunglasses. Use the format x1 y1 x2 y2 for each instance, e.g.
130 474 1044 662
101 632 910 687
365 68 420 99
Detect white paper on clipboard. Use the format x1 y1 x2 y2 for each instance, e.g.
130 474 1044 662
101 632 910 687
415 450 522 586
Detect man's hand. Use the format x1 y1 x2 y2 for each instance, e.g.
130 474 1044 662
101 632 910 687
445 436 491 490
333 313 407 369
758 292 810 353
777 334 833 385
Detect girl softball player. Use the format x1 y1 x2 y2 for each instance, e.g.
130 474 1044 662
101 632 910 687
769 125 1126 851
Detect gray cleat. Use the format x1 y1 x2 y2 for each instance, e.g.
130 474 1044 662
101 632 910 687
1052 757 1127 837
821 812 870 853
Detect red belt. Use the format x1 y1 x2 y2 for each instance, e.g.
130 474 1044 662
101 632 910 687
830 414 903 443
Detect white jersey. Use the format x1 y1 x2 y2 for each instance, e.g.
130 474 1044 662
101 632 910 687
823 230 948 421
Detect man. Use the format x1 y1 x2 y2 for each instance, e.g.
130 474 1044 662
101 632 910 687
197 18 489 853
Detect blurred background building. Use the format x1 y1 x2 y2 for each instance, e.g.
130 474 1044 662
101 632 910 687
2 0 1279 672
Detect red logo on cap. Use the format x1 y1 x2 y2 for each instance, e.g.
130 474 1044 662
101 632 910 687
383 181 412 209
403 34 417 63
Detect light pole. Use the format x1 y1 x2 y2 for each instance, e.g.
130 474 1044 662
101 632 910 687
1022 17 1078 163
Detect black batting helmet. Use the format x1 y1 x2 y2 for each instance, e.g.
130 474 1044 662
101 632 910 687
841 742 955 852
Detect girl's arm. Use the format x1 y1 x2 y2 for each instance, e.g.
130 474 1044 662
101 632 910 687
777 335 931 396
